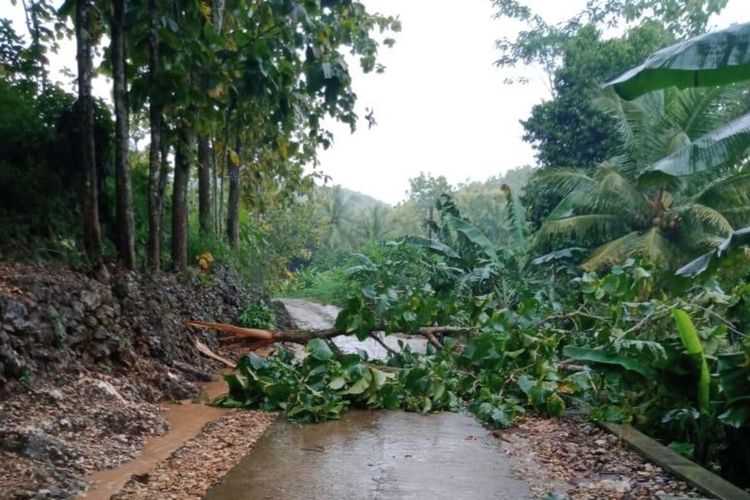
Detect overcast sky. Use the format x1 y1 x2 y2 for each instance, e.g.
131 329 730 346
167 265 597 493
316 0 747 203
6 0 747 204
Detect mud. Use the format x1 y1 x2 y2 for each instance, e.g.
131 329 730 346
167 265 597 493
82 376 231 499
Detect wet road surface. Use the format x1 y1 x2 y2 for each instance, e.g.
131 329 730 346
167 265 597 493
204 299 531 500
204 410 531 500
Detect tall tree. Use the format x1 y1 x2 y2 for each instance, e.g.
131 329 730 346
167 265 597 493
75 0 101 262
171 125 190 271
145 0 163 270
198 134 213 235
110 0 136 269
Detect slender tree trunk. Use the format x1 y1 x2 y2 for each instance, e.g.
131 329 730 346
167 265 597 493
226 122 241 247
111 0 136 269
211 137 220 236
146 0 162 270
75 0 101 263
198 135 212 235
157 134 170 223
172 125 191 272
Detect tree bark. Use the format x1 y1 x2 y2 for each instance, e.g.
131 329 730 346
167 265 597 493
226 123 241 247
171 125 191 272
75 0 101 264
146 0 163 271
111 0 136 269
186 320 471 347
211 137 220 235
198 135 213 235
157 133 170 223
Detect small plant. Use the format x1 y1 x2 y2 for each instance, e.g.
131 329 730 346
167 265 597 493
19 368 34 386
237 301 276 329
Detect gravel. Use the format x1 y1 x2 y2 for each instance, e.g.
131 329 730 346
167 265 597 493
112 411 276 500
496 415 702 499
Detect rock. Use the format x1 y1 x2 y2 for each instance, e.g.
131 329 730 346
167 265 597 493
0 341 26 377
3 300 28 330
90 342 111 360
80 291 102 311
83 315 98 328
93 327 110 341
90 379 128 404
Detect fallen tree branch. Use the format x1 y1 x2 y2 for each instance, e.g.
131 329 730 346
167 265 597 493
186 321 472 348
370 333 399 356
423 331 442 350
194 339 237 369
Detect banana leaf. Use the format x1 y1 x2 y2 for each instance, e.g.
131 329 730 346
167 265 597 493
444 215 499 264
648 113 750 176
676 225 750 277
605 22 750 100
405 235 460 260
562 346 656 378
672 309 711 416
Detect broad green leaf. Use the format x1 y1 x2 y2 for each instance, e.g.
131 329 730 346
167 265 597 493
672 309 711 415
563 346 657 378
307 338 334 361
605 22 750 100
329 377 346 390
445 215 499 264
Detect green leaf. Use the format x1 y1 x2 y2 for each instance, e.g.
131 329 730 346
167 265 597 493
329 377 346 390
563 346 657 378
445 215 499 264
672 309 711 415
605 22 750 100
307 338 334 361
546 393 565 417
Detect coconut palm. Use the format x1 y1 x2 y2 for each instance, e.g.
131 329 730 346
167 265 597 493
319 185 355 251
535 84 750 270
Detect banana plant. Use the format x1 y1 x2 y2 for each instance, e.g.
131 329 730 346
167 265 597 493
605 22 750 177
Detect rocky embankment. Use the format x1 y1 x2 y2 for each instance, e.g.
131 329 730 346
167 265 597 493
0 263 261 499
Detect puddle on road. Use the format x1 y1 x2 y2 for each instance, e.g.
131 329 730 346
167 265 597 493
204 410 531 500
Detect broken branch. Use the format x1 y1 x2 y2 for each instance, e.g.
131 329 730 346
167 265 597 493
186 320 472 348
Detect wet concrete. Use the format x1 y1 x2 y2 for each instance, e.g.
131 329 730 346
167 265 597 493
204 410 532 500
205 299 531 499
279 298 428 360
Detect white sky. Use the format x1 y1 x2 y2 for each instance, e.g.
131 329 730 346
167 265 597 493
5 0 748 204
316 0 749 203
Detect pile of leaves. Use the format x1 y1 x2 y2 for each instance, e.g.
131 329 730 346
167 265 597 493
217 333 566 426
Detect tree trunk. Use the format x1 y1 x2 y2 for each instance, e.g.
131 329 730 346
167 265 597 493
226 123 241 247
75 0 101 263
157 133 170 222
198 135 213 235
186 320 471 349
171 125 191 272
111 0 136 269
212 137 220 235
146 0 162 271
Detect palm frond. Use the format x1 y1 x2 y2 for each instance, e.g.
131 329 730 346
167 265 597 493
631 227 675 265
582 231 641 270
678 203 734 235
532 168 595 199
537 214 629 247
693 172 750 208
